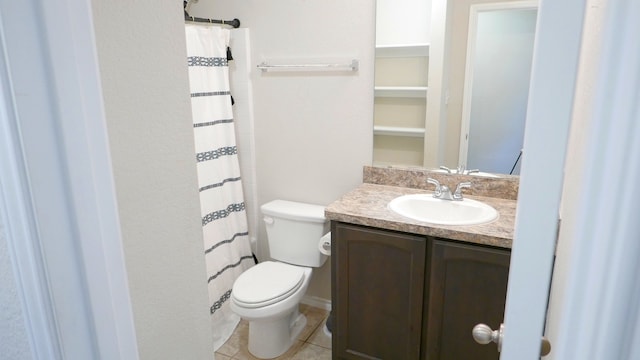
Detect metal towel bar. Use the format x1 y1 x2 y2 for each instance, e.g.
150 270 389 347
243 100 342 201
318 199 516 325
257 59 359 72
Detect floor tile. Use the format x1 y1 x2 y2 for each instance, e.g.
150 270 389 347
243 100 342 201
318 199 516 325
219 305 331 360
216 329 242 358
232 340 304 360
214 353 232 360
290 343 332 360
298 306 329 341
307 319 332 349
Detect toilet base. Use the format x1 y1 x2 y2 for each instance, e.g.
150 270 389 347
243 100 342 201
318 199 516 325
247 307 307 359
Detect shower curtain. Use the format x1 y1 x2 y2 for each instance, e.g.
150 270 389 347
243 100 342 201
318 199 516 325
185 24 254 350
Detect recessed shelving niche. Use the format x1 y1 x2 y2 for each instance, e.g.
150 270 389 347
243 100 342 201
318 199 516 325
373 43 430 167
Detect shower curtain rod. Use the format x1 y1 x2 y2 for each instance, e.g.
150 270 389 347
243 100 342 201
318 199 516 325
185 14 240 28
184 1 240 28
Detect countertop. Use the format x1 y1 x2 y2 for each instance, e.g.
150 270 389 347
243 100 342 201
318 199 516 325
325 183 516 249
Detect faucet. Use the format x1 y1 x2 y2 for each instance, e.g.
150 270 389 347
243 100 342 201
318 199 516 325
453 182 472 200
439 166 453 174
427 178 472 201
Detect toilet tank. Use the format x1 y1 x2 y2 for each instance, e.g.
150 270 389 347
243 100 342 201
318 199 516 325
261 200 329 267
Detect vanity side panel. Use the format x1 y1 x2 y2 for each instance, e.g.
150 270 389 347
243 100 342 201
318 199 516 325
332 222 426 360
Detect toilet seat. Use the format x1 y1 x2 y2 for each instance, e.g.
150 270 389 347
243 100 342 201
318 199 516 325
232 261 306 308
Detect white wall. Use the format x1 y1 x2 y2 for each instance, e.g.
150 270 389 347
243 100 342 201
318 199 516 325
90 1 215 359
226 30 260 251
0 29 32 357
191 0 375 302
377 0 432 45
0 224 33 360
545 0 606 355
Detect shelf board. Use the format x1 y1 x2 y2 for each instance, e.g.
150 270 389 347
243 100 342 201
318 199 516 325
374 86 428 98
373 126 425 138
375 44 430 58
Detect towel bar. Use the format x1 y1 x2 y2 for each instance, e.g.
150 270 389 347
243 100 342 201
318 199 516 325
257 60 359 72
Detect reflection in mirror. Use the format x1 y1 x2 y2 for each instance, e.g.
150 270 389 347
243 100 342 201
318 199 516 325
373 0 538 177
373 0 431 169
458 3 537 175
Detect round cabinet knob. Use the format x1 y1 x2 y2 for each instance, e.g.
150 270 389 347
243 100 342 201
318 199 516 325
472 323 552 356
472 323 503 351
472 323 497 344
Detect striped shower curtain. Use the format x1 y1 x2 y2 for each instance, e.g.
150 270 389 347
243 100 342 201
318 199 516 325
185 24 254 350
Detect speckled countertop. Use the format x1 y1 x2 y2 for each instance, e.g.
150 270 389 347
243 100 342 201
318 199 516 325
325 167 518 249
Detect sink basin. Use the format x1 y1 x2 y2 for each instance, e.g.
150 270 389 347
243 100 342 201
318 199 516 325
388 194 499 225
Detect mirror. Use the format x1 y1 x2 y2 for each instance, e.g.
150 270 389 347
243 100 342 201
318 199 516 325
373 0 538 176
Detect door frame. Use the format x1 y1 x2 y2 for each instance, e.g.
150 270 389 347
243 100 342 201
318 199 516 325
503 0 640 358
0 0 139 358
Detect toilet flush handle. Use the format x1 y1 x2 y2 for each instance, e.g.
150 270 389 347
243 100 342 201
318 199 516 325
263 216 274 225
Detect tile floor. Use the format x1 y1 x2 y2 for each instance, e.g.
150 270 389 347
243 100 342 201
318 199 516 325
215 304 332 360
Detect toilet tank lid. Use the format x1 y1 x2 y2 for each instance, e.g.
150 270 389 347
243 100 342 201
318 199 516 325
261 200 326 223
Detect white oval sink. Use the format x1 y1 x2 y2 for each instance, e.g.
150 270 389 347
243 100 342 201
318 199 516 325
388 194 499 226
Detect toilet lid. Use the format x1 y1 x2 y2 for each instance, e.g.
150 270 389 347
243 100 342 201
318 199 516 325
232 261 306 308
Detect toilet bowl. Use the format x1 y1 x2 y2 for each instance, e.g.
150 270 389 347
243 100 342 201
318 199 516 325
230 261 312 358
230 200 328 359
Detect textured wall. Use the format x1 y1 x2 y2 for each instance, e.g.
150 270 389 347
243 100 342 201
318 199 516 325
90 1 214 359
0 222 34 360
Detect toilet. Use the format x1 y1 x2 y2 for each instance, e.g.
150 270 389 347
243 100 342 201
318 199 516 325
230 200 329 359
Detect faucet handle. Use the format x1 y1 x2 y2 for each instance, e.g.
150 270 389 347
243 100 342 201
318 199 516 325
427 178 443 197
439 166 453 173
466 169 480 175
453 182 472 200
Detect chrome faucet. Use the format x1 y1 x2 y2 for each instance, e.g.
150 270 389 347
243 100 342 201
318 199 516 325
427 178 472 201
439 166 453 174
453 182 472 200
427 178 445 198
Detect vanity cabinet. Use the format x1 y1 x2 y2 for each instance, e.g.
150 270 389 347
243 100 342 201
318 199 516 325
331 222 510 360
424 240 510 360
332 222 426 359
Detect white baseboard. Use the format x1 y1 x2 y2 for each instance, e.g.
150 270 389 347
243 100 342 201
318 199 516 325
301 295 331 311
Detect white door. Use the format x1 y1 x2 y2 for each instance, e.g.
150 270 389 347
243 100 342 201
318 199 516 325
480 0 640 359
495 0 587 358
